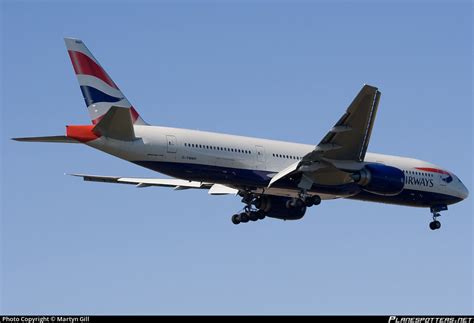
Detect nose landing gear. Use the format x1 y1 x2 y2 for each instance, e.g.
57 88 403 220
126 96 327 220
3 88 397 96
429 205 447 231
429 218 441 230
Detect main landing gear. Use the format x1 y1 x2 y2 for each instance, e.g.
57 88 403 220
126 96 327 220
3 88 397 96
286 194 321 209
429 205 447 231
231 208 266 225
231 192 322 225
231 193 267 225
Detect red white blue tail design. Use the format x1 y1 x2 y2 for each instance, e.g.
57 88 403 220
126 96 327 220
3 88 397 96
64 38 147 125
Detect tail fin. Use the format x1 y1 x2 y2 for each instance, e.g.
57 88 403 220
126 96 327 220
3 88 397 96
64 38 147 125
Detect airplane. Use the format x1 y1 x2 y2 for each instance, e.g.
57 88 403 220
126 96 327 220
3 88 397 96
13 38 469 231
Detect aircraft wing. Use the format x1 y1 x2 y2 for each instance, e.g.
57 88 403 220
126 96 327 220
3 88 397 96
69 174 239 195
305 84 380 163
269 85 380 188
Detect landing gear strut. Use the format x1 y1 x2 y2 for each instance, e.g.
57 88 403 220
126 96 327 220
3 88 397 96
429 205 447 231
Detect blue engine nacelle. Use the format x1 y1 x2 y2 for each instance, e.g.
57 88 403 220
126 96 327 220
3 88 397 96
352 163 405 196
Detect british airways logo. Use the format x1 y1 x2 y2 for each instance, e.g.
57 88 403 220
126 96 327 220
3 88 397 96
405 176 434 187
442 175 453 183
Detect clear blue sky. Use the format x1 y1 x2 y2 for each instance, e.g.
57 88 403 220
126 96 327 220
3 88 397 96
1 0 472 315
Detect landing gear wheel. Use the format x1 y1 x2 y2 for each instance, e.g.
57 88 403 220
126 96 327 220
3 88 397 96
287 198 304 209
249 212 259 221
304 195 321 207
240 212 249 223
257 211 266 220
428 206 446 231
231 214 241 225
295 198 305 210
311 195 321 206
429 220 441 230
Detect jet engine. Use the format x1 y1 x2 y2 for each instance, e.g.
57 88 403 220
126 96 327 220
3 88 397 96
352 163 404 196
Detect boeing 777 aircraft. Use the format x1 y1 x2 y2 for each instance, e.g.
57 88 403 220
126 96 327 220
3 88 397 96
14 38 469 230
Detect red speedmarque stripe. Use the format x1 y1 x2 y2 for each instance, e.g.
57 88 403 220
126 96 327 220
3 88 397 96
415 167 450 175
68 50 119 89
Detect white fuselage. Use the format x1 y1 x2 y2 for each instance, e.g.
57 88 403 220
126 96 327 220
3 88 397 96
85 125 468 207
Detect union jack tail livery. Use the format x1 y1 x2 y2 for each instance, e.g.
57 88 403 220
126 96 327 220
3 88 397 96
64 38 147 125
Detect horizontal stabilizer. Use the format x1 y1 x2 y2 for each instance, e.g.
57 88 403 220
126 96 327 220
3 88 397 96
12 136 79 143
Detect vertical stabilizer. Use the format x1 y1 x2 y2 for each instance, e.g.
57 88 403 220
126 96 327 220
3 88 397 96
64 38 147 125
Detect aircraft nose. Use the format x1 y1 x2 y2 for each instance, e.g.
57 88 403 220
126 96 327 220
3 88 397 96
458 181 469 200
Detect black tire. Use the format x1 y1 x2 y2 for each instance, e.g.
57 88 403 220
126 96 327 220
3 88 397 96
249 213 258 221
257 211 266 220
231 214 240 225
240 213 249 223
429 221 437 230
312 195 321 206
294 198 304 209
297 205 307 217
254 198 262 210
434 220 441 230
